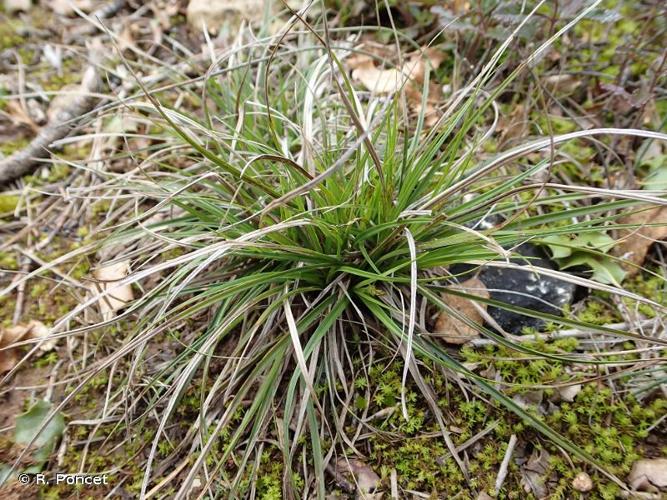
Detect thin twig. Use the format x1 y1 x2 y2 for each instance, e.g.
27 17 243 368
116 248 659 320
11 256 29 325
0 67 101 185
470 318 663 346
494 434 518 493
390 468 399 499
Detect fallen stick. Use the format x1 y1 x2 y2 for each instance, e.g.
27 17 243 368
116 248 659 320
0 66 101 185
494 434 518 493
469 317 663 346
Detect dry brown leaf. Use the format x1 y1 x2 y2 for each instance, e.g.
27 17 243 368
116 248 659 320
614 206 667 275
429 0 471 15
434 277 489 344
117 24 136 53
334 458 381 498
520 448 551 498
49 0 94 16
25 320 56 350
451 0 471 14
628 458 667 492
350 56 406 94
186 0 264 34
0 350 19 375
513 390 544 410
92 260 134 321
349 48 445 128
600 82 640 114
543 74 582 94
349 48 445 94
0 321 55 373
4 0 31 14
5 100 38 132
0 321 54 351
556 383 581 403
403 48 446 84
405 80 443 127
0 111 32 145
497 104 528 144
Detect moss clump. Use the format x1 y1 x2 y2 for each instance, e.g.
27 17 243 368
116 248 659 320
34 351 59 368
0 195 19 213
0 138 29 157
532 113 578 135
0 19 25 49
255 449 285 499
46 163 71 182
573 298 619 325
623 270 667 317
0 251 18 269
41 59 81 91
356 339 666 497
544 388 665 499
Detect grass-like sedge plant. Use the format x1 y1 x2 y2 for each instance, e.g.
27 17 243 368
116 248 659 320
6 1 667 497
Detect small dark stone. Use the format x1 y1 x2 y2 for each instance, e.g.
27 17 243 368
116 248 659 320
450 244 576 335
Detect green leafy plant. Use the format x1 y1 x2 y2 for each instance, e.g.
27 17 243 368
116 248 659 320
542 231 626 285
0 400 65 484
638 137 667 190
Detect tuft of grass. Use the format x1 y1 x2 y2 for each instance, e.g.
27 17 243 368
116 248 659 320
4 1 666 497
